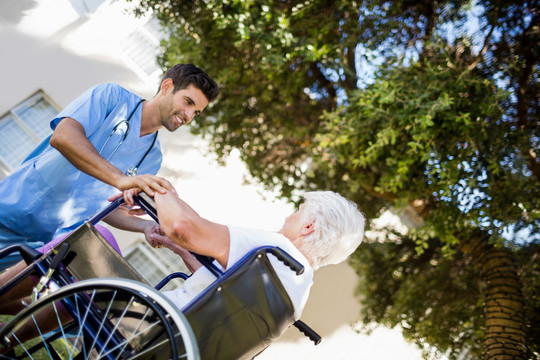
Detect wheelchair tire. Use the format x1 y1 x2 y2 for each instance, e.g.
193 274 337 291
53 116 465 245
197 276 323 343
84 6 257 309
0 278 199 360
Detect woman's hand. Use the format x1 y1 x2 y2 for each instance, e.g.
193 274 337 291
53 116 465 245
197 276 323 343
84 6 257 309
144 224 169 248
145 226 202 272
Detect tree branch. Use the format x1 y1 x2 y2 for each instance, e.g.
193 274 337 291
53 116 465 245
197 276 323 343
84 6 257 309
515 12 540 182
467 25 494 72
341 45 358 91
419 0 438 61
309 62 338 107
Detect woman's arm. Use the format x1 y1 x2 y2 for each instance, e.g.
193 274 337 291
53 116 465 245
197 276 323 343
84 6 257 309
154 190 230 268
105 203 202 272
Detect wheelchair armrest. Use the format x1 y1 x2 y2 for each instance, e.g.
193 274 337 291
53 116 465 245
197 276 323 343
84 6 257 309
294 320 322 345
155 271 190 290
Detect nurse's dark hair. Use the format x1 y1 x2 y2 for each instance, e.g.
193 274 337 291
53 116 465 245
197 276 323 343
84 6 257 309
159 63 219 102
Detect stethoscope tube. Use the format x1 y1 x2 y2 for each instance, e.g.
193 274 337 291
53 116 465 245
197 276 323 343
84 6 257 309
99 120 129 161
126 132 158 177
98 99 157 176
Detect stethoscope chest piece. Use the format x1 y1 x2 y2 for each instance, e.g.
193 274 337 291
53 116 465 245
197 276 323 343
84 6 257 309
126 167 138 177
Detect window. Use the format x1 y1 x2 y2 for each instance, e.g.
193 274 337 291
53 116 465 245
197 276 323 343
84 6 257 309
69 0 107 17
0 91 59 175
124 240 189 291
121 16 166 87
123 27 161 75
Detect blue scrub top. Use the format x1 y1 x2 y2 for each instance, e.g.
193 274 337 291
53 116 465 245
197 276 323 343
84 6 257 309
0 83 162 250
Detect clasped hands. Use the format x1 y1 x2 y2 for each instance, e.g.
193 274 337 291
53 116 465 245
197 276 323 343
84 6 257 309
108 174 177 250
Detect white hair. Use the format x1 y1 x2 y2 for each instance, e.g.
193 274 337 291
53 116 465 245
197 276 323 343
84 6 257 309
298 191 365 270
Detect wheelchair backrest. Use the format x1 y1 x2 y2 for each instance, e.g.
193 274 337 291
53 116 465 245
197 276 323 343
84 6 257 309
182 247 296 360
52 222 147 284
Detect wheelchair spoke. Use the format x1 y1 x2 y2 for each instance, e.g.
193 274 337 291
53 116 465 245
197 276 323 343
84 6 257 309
28 311 55 359
70 293 88 360
0 279 198 360
88 289 118 356
70 289 97 359
96 293 136 359
5 331 34 360
108 309 169 360
110 307 153 360
50 301 70 357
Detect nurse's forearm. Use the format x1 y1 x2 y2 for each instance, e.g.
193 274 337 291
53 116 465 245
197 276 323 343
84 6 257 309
50 117 173 196
50 117 126 188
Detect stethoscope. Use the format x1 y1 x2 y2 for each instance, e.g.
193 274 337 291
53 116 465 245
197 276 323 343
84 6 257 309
98 99 158 177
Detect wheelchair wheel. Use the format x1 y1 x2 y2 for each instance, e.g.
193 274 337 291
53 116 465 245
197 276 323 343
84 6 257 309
0 278 199 360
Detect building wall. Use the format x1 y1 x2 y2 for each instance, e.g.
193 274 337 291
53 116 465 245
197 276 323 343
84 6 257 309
0 0 157 115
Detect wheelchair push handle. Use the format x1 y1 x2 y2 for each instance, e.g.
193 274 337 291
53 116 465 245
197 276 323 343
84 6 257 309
87 192 156 225
88 196 125 225
294 320 322 345
0 244 42 265
134 192 158 222
270 247 304 275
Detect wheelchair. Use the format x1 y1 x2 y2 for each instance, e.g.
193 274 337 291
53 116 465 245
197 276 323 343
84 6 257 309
0 194 320 359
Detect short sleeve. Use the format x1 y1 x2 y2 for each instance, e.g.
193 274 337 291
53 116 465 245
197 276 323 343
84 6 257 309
226 227 286 268
50 83 122 137
226 226 314 318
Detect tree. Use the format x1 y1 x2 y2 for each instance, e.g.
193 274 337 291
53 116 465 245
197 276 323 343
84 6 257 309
351 232 539 359
130 0 539 358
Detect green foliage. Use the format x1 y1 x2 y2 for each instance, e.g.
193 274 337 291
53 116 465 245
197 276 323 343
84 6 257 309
129 0 539 357
314 48 538 244
351 235 485 359
132 0 366 200
352 236 540 359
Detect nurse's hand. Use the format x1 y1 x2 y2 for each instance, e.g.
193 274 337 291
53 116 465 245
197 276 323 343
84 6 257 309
108 189 147 209
116 174 176 199
108 189 140 209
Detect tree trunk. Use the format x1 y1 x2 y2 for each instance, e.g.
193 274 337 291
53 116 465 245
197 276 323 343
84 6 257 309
458 233 529 359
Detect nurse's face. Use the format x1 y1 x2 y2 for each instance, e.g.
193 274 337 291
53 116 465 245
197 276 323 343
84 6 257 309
159 83 209 132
